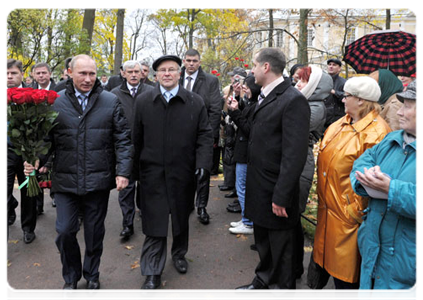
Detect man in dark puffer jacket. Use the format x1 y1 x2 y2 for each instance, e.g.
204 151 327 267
24 54 133 290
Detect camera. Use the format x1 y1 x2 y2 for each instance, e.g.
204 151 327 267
233 75 244 85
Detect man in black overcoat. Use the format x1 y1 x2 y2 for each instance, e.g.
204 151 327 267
132 55 213 289
24 55 133 290
111 60 154 239
180 48 222 224
237 48 310 289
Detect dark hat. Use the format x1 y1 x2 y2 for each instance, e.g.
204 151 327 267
152 55 182 71
228 67 247 77
327 58 342 66
396 80 416 102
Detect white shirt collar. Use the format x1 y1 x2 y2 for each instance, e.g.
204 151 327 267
126 82 140 92
261 76 284 98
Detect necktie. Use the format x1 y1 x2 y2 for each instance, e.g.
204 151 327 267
185 76 193 91
78 94 87 111
258 92 265 105
131 87 137 98
164 92 173 102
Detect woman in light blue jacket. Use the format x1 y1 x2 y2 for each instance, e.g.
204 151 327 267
350 80 416 289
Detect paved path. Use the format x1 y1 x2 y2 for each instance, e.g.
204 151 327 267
7 175 335 298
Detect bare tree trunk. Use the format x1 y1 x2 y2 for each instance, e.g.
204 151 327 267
113 9 125 75
81 9 96 54
298 9 311 65
268 9 273 47
386 9 391 29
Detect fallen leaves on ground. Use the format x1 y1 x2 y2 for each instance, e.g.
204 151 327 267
131 261 140 270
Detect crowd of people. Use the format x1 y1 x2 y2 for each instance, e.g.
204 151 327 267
7 44 416 291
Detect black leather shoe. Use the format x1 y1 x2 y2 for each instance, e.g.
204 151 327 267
141 275 161 289
8 210 16 226
197 208 210 225
226 203 241 213
173 257 188 274
87 280 100 289
236 279 267 290
224 191 237 198
23 231 36 244
120 226 134 238
235 283 269 295
219 185 234 191
228 199 240 207
62 282 77 300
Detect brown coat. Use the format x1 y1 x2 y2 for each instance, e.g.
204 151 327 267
380 94 402 131
313 110 391 283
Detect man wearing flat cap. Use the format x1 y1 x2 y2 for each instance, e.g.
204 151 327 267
324 58 346 130
132 54 213 289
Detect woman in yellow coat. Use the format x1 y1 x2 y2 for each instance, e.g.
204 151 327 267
313 76 391 289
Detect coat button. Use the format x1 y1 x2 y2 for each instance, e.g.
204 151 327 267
323 172 327 177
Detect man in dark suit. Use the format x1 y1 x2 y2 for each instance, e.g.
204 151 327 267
7 58 40 243
140 61 155 86
237 48 310 289
31 62 56 91
111 60 154 239
324 58 346 130
180 49 222 225
132 54 213 289
24 54 133 289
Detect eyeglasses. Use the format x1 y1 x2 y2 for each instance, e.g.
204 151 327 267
343 94 355 99
157 68 180 74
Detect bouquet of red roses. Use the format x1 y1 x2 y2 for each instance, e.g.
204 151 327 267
7 87 60 197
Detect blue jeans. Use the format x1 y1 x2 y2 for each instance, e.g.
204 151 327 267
235 163 252 226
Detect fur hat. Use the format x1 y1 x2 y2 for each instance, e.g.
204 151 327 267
344 76 381 102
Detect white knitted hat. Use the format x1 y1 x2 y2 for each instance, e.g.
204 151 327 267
344 76 381 102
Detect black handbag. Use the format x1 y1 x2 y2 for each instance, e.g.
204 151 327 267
306 251 330 289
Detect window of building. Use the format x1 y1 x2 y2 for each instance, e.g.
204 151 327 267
307 28 314 47
346 27 356 45
276 30 283 47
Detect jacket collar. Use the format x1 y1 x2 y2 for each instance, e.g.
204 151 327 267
253 77 291 116
341 110 381 133
152 84 187 103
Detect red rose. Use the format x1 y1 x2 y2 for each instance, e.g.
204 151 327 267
235 57 239 60
240 59 244 62
244 64 249 68
7 89 14 104
12 90 30 105
216 73 220 76
211 70 218 74
46 90 59 105
32 90 48 105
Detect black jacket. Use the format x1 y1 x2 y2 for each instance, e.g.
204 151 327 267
105 74 124 91
132 85 213 237
179 66 222 139
111 80 154 131
49 79 133 195
228 98 257 163
244 78 310 230
32 78 56 91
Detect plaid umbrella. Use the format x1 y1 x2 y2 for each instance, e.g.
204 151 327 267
343 30 416 77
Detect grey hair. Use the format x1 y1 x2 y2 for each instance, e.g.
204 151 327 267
122 60 142 71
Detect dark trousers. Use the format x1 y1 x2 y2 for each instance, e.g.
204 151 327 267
7 148 38 232
140 228 189 276
333 277 359 300
253 223 297 289
295 219 305 277
222 153 236 188
118 179 136 228
55 190 110 283
211 146 221 174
